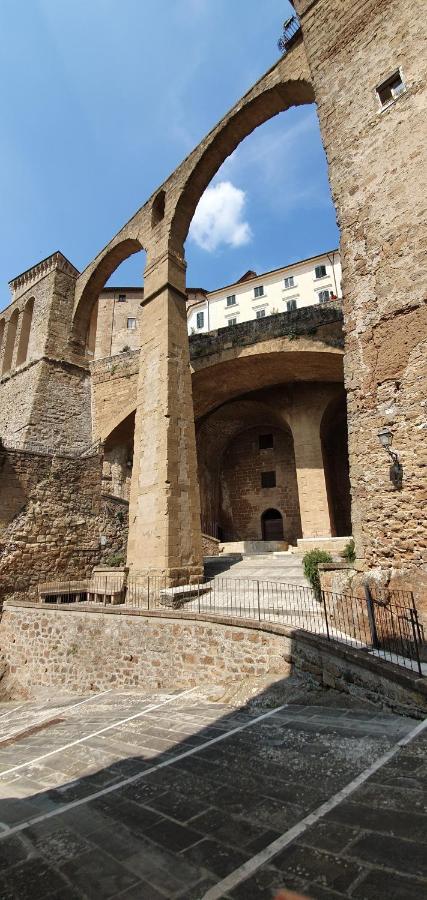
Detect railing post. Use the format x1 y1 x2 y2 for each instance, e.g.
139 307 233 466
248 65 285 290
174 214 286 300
147 576 150 610
409 608 423 677
198 578 201 614
256 581 261 621
321 590 331 640
364 584 379 648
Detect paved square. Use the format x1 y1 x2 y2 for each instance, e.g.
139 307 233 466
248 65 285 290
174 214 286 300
0 688 425 898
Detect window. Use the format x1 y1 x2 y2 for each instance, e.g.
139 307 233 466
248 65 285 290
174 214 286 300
376 70 406 108
226 294 236 306
261 471 276 488
284 276 295 289
196 311 204 329
127 317 137 330
227 318 237 327
315 265 327 279
259 434 274 450
318 290 332 303
287 299 297 312
254 285 264 298
118 294 126 303
256 309 266 319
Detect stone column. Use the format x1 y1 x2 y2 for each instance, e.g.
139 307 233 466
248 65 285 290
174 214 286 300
289 398 332 539
126 249 203 584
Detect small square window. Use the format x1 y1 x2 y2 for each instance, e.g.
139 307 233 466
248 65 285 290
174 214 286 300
196 311 204 329
287 299 297 312
118 294 126 302
284 276 295 289
259 434 274 450
228 317 237 327
376 70 406 108
318 290 331 304
315 265 327 279
261 470 276 488
127 317 137 330
254 285 264 298
256 309 266 319
226 294 236 306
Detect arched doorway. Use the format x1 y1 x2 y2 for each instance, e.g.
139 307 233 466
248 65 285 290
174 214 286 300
321 392 352 536
261 508 284 541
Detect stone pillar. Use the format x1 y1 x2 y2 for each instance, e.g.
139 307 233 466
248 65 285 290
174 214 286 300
126 249 203 584
289 400 331 539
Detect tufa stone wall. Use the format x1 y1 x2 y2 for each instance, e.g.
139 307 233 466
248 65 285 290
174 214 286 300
1 604 425 716
0 449 128 602
219 426 301 543
294 0 427 583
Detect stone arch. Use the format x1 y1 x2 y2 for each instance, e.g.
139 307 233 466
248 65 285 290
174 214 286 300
102 411 135 501
261 508 284 541
72 237 144 351
2 308 19 375
16 297 34 367
0 318 5 357
320 391 352 537
171 79 315 249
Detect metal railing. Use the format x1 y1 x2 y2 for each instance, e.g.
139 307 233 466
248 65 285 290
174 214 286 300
37 574 424 676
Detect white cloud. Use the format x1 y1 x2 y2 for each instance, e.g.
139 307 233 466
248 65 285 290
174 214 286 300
189 180 252 252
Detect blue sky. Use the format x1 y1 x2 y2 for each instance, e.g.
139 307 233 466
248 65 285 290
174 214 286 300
0 0 339 308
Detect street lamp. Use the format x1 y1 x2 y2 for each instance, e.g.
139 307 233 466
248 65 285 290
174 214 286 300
377 427 403 487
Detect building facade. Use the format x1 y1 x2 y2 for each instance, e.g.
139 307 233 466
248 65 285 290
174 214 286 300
186 250 341 334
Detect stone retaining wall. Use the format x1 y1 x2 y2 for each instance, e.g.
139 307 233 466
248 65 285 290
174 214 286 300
1 603 425 717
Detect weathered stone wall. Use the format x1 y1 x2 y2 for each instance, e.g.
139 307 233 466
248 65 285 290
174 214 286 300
294 0 427 583
219 426 301 543
1 604 425 715
0 449 127 602
0 257 92 452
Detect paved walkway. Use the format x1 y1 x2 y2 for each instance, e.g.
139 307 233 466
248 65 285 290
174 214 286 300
0 688 425 899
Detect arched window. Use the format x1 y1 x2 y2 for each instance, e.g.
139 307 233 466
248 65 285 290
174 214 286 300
2 308 19 374
261 508 284 541
16 297 34 367
0 319 5 357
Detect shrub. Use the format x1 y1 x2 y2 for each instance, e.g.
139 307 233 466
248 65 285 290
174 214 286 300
341 538 356 563
303 549 332 598
104 553 125 568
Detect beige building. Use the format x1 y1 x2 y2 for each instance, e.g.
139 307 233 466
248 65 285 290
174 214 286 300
187 250 341 334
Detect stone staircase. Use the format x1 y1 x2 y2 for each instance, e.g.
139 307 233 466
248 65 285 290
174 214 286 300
204 551 309 587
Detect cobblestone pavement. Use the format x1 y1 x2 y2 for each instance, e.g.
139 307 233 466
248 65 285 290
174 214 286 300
0 688 425 899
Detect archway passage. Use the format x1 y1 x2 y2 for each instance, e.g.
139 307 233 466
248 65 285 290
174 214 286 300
16 297 34 367
261 508 284 541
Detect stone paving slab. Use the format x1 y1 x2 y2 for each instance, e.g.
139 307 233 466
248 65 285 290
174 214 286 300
0 689 425 899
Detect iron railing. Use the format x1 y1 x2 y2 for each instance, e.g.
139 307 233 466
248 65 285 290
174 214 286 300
38 575 424 676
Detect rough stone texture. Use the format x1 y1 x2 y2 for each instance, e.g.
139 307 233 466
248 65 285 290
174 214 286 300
293 0 427 590
0 255 91 453
0 450 127 602
201 533 220 557
219 425 301 543
1 604 425 716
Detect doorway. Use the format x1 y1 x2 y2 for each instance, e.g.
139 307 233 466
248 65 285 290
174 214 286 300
261 508 284 541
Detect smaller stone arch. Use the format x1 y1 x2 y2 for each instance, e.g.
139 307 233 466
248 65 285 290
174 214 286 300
151 190 166 228
16 297 34 367
2 309 19 375
72 237 144 351
261 508 284 541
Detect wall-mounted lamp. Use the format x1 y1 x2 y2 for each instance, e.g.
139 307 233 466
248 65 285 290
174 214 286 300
377 427 403 488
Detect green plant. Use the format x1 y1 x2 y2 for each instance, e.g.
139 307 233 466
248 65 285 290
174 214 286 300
341 538 356 563
104 553 125 568
303 549 332 598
